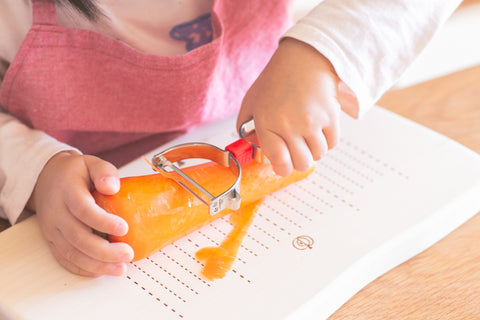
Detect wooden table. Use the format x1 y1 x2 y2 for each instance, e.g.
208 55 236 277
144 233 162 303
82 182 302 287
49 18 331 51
0 216 8 231
330 66 480 319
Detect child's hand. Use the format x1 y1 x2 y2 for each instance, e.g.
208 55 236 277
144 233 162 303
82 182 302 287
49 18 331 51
237 38 342 176
28 152 134 277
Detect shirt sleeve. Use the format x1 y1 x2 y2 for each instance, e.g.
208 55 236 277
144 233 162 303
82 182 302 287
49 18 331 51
284 0 462 118
0 0 78 224
0 108 80 224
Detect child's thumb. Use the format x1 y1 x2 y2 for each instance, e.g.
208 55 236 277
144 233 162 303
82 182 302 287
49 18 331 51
85 156 121 195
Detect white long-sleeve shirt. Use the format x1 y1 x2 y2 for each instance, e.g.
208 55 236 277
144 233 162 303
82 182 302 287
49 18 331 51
0 0 461 224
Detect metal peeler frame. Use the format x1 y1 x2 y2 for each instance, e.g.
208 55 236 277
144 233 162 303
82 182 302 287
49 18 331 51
151 119 261 216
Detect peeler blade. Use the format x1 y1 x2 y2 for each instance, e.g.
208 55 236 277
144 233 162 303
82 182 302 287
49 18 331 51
151 119 262 216
152 143 242 216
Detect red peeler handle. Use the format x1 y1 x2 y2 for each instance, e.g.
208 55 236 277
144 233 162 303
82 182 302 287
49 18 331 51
225 119 263 167
225 139 254 167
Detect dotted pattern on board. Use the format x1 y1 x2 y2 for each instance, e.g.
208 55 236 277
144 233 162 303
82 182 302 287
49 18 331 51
120 136 411 319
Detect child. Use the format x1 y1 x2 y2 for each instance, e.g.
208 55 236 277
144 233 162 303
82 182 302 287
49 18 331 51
0 0 461 277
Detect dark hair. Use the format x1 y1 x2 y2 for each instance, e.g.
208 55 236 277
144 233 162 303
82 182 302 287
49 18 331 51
56 0 100 20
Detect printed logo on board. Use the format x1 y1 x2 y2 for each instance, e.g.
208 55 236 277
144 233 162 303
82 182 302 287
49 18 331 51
292 235 314 250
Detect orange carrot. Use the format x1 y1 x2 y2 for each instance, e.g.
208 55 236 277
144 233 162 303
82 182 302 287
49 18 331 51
93 161 314 261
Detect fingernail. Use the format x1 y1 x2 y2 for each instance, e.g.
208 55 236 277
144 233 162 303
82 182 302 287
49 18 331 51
104 176 120 192
115 220 128 236
122 247 134 262
111 263 127 276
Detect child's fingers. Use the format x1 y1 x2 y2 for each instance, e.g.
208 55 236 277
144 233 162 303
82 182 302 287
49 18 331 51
64 183 128 237
236 92 255 133
48 228 127 276
58 213 133 263
285 136 314 172
305 129 329 162
257 129 293 177
48 243 100 278
85 155 120 195
322 120 340 150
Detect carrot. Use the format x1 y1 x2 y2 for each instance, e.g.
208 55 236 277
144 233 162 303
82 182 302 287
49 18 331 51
93 161 314 261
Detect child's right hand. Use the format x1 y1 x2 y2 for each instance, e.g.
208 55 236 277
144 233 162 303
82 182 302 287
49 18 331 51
28 152 134 277
237 38 342 177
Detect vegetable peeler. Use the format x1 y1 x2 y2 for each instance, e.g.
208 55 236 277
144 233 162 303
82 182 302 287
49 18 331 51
151 119 263 216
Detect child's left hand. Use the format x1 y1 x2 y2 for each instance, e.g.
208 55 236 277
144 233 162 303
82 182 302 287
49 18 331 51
237 37 342 177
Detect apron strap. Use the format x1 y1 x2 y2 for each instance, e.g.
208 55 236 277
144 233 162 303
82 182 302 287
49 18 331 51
31 0 58 26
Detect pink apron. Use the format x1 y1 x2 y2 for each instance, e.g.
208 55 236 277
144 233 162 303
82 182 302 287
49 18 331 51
0 0 291 166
